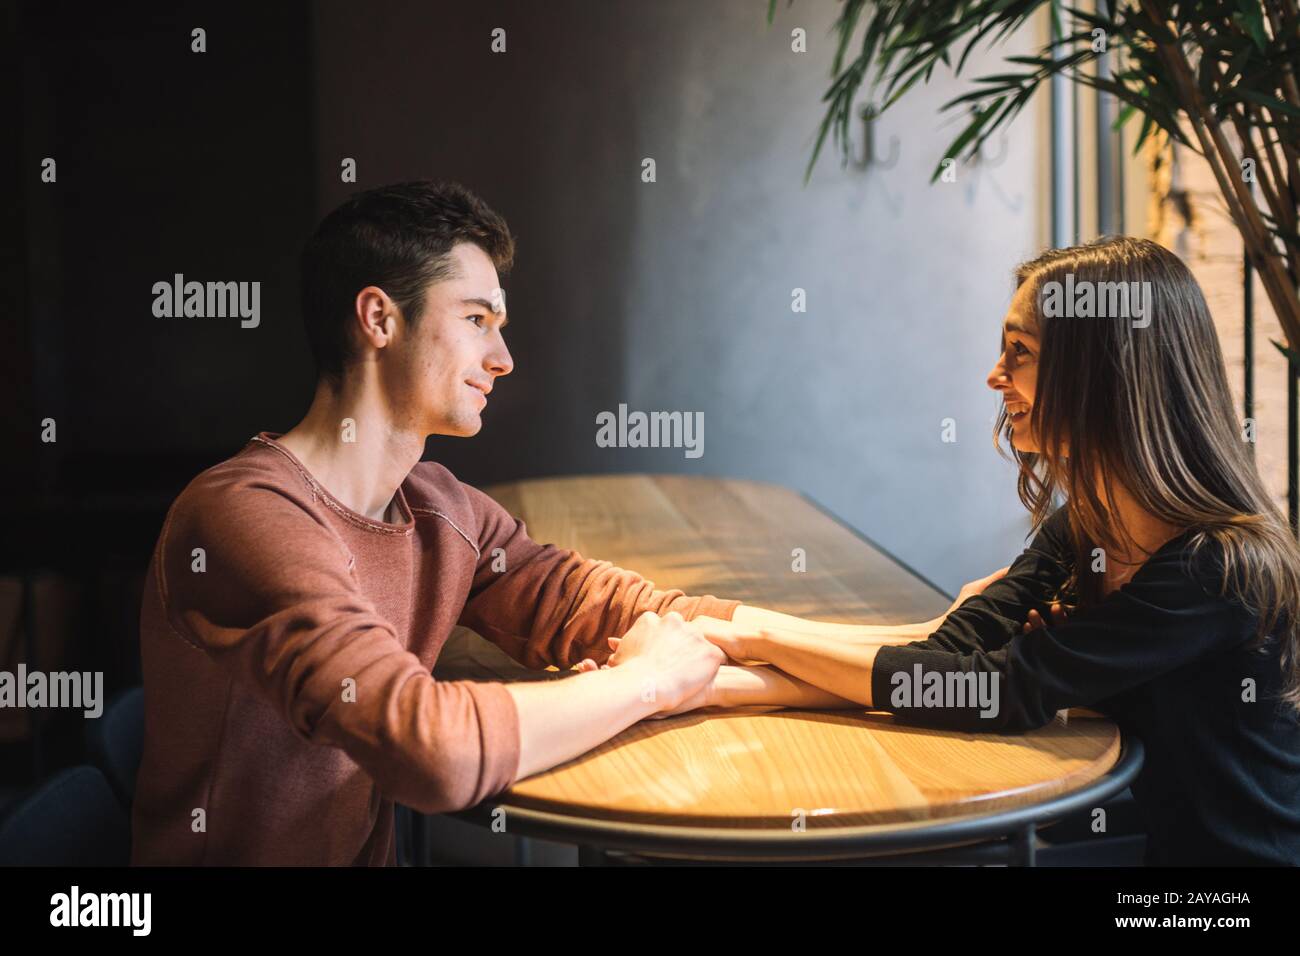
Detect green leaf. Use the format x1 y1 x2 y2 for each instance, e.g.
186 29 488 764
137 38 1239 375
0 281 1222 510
784 0 1282 207
1134 112 1157 153
1240 88 1300 121
1233 1 1268 52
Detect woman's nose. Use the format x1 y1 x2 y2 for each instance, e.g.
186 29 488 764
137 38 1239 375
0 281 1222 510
987 356 1010 391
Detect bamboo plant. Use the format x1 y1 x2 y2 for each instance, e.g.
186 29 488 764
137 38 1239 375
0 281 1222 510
773 0 1300 359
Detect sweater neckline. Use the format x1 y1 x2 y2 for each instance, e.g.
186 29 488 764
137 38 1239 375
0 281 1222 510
1097 524 1204 600
249 431 415 534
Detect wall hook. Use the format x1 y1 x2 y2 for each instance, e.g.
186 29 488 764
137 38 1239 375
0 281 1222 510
855 103 899 171
967 106 1008 168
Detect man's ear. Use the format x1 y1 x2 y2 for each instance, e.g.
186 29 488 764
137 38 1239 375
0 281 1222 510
354 286 397 349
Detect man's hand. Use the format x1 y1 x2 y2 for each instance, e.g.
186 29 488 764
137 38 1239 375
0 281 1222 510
645 670 717 719
575 640 715 719
573 610 724 714
577 615 766 671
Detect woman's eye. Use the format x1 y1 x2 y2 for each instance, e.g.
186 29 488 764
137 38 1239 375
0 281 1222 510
1012 341 1030 357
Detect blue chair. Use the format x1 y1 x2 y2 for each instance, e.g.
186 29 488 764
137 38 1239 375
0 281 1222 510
85 686 145 811
0 765 131 865
80 685 427 865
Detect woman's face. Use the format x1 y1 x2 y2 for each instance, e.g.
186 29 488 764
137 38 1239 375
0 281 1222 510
987 281 1041 453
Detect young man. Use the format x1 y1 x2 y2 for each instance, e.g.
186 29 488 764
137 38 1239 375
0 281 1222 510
132 181 962 866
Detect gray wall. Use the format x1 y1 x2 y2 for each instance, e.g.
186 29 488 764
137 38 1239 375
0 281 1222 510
313 0 1051 596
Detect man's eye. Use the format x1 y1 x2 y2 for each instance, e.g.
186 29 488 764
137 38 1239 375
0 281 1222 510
467 314 486 328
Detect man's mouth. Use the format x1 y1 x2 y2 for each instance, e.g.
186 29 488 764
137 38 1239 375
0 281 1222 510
466 380 491 403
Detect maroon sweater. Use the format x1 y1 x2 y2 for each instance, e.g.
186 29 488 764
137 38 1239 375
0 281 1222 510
132 432 738 865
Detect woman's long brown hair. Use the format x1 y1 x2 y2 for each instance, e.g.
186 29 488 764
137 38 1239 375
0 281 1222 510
993 236 1300 710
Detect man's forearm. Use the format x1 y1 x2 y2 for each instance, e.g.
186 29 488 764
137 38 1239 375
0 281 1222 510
506 661 660 780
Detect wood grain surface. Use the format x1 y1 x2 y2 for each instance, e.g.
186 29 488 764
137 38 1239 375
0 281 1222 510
447 474 1120 829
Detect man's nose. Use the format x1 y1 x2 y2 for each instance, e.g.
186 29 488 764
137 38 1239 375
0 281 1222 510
487 339 513 377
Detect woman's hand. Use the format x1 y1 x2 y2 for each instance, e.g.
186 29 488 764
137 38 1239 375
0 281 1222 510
687 617 767 664
574 636 621 674
917 565 1011 632
1022 602 1070 634
951 566 1011 611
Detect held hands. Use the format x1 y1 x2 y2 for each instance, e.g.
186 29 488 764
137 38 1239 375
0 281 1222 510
572 610 725 717
679 616 767 665
575 615 763 672
567 585 1065 724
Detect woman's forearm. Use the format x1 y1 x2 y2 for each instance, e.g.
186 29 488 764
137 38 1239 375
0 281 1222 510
723 566 1008 648
711 664 862 710
731 604 941 642
747 630 882 707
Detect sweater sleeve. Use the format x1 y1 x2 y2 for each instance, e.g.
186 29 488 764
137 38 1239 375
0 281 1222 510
907 506 1075 655
456 482 740 669
155 476 520 815
870 535 1248 732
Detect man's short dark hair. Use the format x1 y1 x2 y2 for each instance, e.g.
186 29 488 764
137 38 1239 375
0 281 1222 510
300 180 515 389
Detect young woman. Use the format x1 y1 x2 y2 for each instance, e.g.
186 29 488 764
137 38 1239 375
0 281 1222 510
621 236 1300 866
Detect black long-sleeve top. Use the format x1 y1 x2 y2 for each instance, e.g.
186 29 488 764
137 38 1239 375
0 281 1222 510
871 506 1300 865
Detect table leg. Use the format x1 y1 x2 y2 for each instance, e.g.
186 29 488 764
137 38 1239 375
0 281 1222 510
514 837 534 866
409 810 427 866
578 844 608 866
1012 824 1037 867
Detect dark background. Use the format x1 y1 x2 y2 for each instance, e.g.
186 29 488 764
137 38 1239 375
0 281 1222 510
2 0 1045 791
3 0 663 787
5 1 320 784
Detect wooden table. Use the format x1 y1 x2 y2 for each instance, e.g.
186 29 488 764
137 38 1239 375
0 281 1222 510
438 474 1140 864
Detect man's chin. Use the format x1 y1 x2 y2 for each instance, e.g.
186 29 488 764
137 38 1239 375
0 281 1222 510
447 415 483 438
